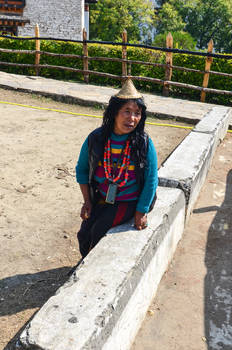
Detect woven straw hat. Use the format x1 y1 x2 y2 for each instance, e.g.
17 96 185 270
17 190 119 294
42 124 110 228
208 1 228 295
115 78 142 99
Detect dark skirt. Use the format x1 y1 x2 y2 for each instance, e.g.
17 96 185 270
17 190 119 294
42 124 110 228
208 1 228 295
77 200 137 258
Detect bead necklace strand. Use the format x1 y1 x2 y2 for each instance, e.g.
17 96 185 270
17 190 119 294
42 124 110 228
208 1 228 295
103 138 131 188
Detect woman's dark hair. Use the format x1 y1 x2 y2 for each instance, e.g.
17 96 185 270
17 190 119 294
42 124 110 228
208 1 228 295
102 96 147 140
102 96 148 165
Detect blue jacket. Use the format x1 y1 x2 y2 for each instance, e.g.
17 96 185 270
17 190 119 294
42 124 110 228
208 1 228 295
76 127 158 213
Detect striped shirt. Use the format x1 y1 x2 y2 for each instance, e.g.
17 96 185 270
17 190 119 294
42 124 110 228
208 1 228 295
94 133 139 201
76 131 158 213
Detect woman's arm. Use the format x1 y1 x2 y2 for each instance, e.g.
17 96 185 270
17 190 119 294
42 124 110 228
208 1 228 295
134 138 158 229
76 137 92 220
76 137 89 184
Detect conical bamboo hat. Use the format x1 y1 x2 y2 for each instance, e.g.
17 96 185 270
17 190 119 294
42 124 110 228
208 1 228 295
115 78 142 99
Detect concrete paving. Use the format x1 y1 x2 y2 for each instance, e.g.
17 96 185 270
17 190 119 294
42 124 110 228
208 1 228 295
0 71 231 127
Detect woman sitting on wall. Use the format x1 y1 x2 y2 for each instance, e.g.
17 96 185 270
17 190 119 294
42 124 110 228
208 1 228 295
76 79 158 258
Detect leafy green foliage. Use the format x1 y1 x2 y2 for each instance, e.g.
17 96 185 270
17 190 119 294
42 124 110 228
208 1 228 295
155 0 232 52
153 31 196 50
0 38 232 105
170 54 232 105
155 2 185 33
89 0 154 43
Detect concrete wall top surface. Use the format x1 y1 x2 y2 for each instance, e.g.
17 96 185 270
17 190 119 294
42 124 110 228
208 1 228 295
19 187 185 350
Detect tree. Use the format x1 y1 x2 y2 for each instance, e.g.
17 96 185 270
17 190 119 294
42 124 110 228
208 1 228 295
89 0 154 43
155 0 232 52
155 2 185 34
184 0 232 52
153 31 196 50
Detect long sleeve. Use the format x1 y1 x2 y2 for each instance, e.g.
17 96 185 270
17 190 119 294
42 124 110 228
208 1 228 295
136 138 158 213
76 137 89 184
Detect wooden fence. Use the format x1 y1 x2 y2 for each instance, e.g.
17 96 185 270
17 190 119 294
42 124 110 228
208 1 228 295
1 25 232 102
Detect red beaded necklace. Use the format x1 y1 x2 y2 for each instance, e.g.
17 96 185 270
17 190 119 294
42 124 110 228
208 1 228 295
103 138 131 188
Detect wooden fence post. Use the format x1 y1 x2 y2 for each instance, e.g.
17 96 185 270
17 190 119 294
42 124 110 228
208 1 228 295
122 29 127 83
83 28 89 83
201 39 213 102
35 24 40 76
163 32 173 97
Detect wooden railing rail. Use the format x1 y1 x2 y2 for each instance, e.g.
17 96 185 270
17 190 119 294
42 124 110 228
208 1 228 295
1 61 232 97
1 47 232 78
0 26 232 102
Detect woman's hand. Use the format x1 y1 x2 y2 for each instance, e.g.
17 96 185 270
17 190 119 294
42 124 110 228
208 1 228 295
79 184 92 220
134 211 148 230
80 200 92 220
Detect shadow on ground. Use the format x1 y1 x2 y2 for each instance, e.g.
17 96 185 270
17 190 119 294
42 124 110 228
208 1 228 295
1 266 71 349
204 169 232 349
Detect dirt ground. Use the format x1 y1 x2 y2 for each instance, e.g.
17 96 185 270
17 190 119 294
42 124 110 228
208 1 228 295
0 88 190 349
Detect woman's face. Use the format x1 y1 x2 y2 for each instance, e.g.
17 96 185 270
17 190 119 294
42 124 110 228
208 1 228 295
113 101 142 135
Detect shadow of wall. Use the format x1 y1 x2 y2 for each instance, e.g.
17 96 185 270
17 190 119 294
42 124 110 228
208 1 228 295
204 169 232 349
1 266 70 349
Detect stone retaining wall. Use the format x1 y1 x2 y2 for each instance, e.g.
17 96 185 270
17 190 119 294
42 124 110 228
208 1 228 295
18 0 84 40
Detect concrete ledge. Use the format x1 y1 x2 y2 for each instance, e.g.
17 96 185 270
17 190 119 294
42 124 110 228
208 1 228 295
159 131 215 220
1 71 231 127
19 188 185 350
193 106 232 145
158 106 231 220
10 74 231 349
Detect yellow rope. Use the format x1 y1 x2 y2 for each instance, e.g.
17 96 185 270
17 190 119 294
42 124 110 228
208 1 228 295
0 100 231 133
0 100 103 119
146 121 193 129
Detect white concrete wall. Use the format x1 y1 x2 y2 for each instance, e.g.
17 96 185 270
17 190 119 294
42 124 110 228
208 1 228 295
19 188 186 350
18 0 84 40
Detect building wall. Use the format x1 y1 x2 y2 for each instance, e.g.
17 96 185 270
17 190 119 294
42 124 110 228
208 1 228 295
18 0 84 40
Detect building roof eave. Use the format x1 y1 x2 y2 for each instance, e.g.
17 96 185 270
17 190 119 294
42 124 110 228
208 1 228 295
85 0 98 4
